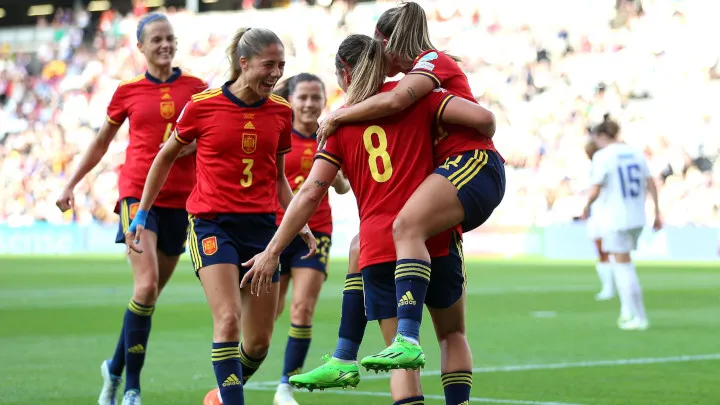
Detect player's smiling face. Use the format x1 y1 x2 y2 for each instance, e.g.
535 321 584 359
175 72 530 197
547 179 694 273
289 81 325 126
241 43 285 98
138 21 176 69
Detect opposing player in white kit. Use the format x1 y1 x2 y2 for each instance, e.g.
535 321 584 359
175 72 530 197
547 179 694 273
584 139 615 301
582 116 662 331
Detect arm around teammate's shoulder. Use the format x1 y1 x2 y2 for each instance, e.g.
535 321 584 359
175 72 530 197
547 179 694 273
439 96 496 138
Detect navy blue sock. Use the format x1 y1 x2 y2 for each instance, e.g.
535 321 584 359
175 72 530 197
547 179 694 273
395 259 431 341
239 343 266 383
108 322 125 376
442 371 472 405
333 274 366 361
212 342 243 405
280 324 312 384
124 300 153 392
394 395 425 405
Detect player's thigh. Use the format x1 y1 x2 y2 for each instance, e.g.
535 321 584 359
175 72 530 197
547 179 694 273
276 273 291 320
394 173 464 241
361 262 397 323
602 228 642 256
289 267 325 322
432 149 506 233
427 293 466 342
425 232 465 328
238 245 280 347
348 233 360 275
156 250 180 291
198 263 242 340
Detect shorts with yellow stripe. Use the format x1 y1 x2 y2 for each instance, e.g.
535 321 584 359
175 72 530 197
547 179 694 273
187 213 280 282
115 197 189 256
361 232 465 321
434 149 506 233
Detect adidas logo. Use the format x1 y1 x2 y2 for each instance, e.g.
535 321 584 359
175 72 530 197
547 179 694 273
244 121 255 129
222 373 242 387
127 344 145 354
458 401 469 405
398 291 416 306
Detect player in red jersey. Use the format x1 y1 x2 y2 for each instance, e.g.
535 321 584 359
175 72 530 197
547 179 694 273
316 1 505 375
264 73 351 405
124 28 315 405
55 13 206 405
243 33 495 405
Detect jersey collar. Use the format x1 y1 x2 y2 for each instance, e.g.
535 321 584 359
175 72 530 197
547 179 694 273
222 81 267 108
292 128 317 140
145 67 181 84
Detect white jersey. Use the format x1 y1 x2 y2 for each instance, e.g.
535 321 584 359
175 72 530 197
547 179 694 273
590 143 651 232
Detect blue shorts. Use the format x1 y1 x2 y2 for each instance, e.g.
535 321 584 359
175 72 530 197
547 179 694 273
115 197 188 256
279 232 331 277
434 149 506 233
362 232 465 322
187 213 280 282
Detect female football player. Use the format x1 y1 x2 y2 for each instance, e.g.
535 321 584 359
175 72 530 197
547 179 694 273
56 12 206 405
244 33 495 405
124 27 314 405
316 1 505 370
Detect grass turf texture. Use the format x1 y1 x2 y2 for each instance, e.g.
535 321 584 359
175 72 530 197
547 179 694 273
0 256 717 404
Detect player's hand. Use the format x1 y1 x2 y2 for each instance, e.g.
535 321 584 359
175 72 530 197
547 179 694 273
581 205 591 220
123 209 149 254
316 113 339 150
240 250 280 296
299 225 317 260
55 187 75 212
652 216 662 232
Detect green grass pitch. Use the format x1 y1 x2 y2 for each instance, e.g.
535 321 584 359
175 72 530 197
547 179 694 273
1 256 718 404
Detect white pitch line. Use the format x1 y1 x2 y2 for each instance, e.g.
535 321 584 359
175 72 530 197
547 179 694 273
244 385 584 405
248 353 720 387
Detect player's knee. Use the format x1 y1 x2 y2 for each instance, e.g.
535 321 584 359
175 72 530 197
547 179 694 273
437 330 468 352
348 234 361 273
241 335 271 358
290 299 315 325
133 279 159 304
213 309 240 341
392 213 424 242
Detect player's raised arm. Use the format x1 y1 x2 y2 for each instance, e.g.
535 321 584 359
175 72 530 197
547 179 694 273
438 94 496 138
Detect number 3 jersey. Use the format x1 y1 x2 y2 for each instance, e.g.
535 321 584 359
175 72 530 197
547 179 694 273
590 143 651 232
276 130 333 235
174 83 292 217
107 68 207 209
316 82 460 269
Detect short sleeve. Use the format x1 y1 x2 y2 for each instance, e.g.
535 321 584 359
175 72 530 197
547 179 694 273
174 101 200 145
315 132 343 170
276 109 292 155
424 88 456 127
106 85 128 126
590 152 608 186
408 50 456 88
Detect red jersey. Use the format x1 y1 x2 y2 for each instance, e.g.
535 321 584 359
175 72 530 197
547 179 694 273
316 82 459 269
276 129 333 235
409 50 499 165
174 83 292 217
107 68 207 209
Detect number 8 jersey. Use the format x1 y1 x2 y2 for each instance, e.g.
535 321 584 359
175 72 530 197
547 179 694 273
316 82 460 269
174 82 292 217
590 143 651 232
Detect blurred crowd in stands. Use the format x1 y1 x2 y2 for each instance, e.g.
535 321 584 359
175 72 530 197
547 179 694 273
0 0 718 228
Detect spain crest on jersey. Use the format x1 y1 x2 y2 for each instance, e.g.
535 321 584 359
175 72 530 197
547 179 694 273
160 101 175 119
242 133 257 154
202 236 218 256
301 156 313 173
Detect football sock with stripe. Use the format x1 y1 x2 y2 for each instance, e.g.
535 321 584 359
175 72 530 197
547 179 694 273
239 342 266 383
395 259 431 342
333 273 367 361
394 395 425 405
442 371 472 404
124 300 153 392
212 341 244 404
281 324 312 383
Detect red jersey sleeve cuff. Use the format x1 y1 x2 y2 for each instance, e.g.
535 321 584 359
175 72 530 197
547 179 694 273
276 146 292 155
174 129 192 145
435 95 455 125
106 115 122 126
314 150 342 169
408 70 441 87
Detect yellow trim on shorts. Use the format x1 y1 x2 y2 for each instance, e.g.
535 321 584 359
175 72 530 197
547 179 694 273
447 150 489 190
121 200 130 233
454 231 467 290
187 214 202 271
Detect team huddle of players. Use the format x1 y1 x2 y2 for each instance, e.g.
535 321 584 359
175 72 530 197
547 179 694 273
53 2 659 405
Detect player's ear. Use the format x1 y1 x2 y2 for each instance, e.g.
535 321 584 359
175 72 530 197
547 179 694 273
239 56 249 72
343 69 351 87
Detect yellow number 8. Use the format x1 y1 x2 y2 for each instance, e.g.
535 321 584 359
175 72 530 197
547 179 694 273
363 125 393 183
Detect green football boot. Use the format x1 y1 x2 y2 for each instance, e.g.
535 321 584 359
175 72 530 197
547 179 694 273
288 355 361 391
360 334 425 372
